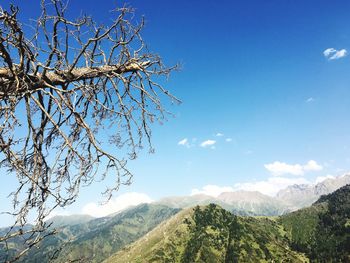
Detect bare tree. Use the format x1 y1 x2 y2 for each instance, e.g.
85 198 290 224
0 0 178 260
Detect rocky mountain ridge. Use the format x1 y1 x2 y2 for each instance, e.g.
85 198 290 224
157 173 350 215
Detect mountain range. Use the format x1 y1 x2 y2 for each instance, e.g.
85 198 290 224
277 173 350 209
1 174 349 262
105 184 350 262
158 173 350 215
0 205 180 263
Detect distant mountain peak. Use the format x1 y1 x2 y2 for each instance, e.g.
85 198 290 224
156 173 350 216
276 173 350 209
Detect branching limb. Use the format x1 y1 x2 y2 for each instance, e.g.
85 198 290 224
0 0 179 261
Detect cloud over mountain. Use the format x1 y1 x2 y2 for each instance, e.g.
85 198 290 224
82 192 153 217
191 185 234 197
264 160 323 176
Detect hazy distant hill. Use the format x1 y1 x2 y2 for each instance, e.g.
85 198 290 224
47 214 95 228
49 204 179 263
158 191 288 216
0 204 180 263
157 194 217 208
217 190 288 215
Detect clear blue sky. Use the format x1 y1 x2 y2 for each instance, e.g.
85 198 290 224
1 0 350 224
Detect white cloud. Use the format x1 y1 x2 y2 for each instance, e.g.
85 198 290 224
216 133 224 137
200 140 216 148
264 161 304 176
82 192 153 218
330 49 347 60
191 185 234 197
323 48 336 57
264 160 323 176
225 138 233 142
303 160 323 172
178 138 188 145
178 138 197 148
178 138 189 147
323 48 347 60
306 97 314 103
235 176 311 196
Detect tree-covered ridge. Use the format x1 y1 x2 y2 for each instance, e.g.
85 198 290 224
105 204 306 263
280 184 350 262
279 203 325 254
313 184 350 261
181 204 241 263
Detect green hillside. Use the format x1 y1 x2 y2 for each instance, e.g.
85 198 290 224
0 204 179 263
280 184 350 262
51 204 180 263
2 185 349 262
279 202 326 255
105 204 307 263
0 225 35 261
106 185 350 263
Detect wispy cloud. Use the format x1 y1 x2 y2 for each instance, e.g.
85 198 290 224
82 192 153 218
303 160 323 171
306 97 314 103
323 48 347 60
191 185 233 197
225 138 233 142
264 160 323 176
200 140 216 148
215 133 224 137
264 161 303 176
178 138 190 148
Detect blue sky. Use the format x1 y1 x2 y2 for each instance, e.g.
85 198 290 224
1 0 350 224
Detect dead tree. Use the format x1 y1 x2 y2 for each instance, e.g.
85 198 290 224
0 0 178 260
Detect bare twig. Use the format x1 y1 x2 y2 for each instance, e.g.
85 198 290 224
0 0 179 261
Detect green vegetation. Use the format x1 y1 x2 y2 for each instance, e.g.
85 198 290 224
52 204 180 263
106 185 350 263
105 204 306 263
0 204 179 263
280 184 350 262
279 203 326 254
2 185 350 262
